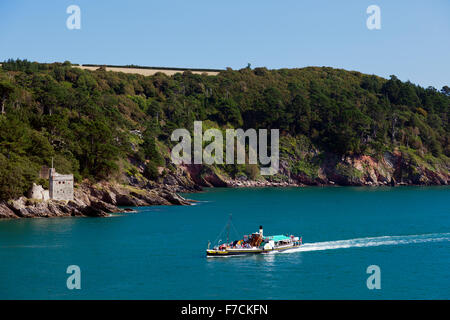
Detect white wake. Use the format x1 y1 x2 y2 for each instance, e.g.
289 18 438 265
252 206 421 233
282 233 450 254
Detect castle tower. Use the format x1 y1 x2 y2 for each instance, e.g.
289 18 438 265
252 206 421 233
49 163 74 201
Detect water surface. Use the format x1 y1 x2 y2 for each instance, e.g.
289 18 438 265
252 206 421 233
0 186 449 299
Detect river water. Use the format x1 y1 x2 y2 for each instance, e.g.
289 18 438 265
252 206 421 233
0 186 449 299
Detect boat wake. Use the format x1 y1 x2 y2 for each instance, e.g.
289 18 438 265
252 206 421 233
282 233 450 254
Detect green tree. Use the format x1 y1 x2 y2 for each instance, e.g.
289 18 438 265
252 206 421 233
0 81 15 114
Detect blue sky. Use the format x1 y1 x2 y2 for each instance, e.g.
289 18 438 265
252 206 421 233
1 0 449 89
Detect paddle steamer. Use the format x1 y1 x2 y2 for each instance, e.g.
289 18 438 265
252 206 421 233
206 217 302 257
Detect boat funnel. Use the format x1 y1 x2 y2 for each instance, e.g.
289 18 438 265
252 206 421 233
259 225 263 237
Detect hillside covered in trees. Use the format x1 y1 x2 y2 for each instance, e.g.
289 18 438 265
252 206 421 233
0 59 449 201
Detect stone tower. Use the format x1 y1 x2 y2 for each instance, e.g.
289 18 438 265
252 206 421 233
49 167 74 201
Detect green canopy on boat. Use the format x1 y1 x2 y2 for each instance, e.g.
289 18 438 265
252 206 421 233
265 235 291 242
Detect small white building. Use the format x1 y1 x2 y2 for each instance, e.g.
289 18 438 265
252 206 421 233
28 183 50 201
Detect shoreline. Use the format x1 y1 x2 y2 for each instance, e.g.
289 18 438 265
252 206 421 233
0 182 192 220
2 181 448 220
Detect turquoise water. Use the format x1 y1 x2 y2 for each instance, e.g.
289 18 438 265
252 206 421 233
0 186 449 299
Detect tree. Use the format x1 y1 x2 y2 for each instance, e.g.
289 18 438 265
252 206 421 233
142 128 164 166
214 98 243 127
143 161 159 181
0 81 15 114
441 86 450 97
0 153 39 200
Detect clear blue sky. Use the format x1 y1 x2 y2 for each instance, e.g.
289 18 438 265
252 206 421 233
1 0 449 89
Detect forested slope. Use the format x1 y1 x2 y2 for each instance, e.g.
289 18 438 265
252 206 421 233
0 59 448 200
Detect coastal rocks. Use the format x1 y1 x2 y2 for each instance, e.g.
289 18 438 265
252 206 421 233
116 193 143 206
287 151 448 187
161 169 199 192
176 150 446 188
202 173 229 187
79 182 192 207
293 172 320 186
159 188 191 205
0 203 17 219
218 149 448 188
86 185 117 205
104 184 191 206
162 174 178 186
79 201 110 217
0 196 96 219
225 179 298 188
182 164 229 188
0 181 193 219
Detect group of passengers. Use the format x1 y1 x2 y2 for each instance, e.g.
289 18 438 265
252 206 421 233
217 236 257 250
230 239 252 249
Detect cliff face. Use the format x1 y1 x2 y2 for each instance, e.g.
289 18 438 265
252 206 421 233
173 150 449 188
291 151 448 186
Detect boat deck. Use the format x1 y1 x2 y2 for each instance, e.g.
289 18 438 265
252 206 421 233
206 243 301 257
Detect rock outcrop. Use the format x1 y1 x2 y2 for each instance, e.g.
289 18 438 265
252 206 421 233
174 149 448 188
0 182 192 219
291 151 449 186
178 150 448 188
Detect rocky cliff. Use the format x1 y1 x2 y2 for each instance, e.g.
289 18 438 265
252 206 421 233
175 150 448 188
0 182 192 219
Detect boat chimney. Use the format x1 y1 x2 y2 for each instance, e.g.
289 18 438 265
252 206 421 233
259 225 263 237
